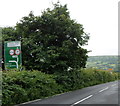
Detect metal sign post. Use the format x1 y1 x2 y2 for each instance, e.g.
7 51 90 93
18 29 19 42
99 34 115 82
4 41 22 70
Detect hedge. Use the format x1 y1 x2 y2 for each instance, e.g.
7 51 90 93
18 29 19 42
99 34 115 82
2 70 62 105
54 68 118 91
2 68 118 105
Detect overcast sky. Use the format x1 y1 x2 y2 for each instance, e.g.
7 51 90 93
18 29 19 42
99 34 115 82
0 0 119 56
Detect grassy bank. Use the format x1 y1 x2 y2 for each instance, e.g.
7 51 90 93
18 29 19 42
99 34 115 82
2 68 118 105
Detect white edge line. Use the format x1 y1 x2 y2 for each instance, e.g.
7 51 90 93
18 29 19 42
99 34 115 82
15 98 42 105
15 91 73 105
99 87 109 93
71 95 93 106
111 84 117 87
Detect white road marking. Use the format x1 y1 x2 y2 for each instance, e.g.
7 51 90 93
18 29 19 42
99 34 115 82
71 95 93 106
111 84 117 87
15 98 42 105
99 87 109 93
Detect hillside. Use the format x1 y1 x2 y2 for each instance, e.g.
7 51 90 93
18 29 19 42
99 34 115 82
86 56 118 72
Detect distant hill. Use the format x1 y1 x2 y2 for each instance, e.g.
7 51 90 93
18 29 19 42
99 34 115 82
86 56 118 72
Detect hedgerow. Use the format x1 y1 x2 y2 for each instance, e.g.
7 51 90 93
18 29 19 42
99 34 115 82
2 70 62 105
2 68 118 105
54 68 118 91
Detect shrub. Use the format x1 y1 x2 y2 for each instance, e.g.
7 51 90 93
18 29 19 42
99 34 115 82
2 69 118 105
54 68 118 92
2 70 61 105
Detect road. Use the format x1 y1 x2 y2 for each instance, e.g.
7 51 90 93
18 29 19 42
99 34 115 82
18 81 119 106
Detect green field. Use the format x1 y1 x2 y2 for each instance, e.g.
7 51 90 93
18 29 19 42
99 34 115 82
86 55 118 72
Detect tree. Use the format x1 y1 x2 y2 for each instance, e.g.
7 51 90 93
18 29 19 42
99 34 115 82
3 2 89 73
2 27 18 41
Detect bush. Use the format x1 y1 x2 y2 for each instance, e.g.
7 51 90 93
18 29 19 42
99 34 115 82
2 70 61 105
54 68 118 92
2 69 118 105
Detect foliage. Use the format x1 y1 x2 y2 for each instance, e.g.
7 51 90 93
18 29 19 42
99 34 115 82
2 27 18 41
54 68 118 92
2 2 89 73
1 2 118 106
2 70 61 105
2 68 118 105
0 71 1 106
82 68 118 84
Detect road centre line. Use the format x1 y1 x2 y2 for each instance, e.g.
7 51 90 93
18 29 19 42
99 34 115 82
71 95 93 106
71 84 114 106
99 87 109 93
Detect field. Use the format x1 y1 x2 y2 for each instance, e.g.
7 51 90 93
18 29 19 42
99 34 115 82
86 55 118 72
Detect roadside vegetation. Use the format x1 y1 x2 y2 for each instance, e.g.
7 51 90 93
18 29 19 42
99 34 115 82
1 2 119 106
2 68 118 105
0 70 2 106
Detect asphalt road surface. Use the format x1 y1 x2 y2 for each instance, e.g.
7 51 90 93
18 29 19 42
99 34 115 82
18 81 119 106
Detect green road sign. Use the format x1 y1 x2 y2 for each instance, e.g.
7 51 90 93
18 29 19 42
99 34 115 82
4 41 22 70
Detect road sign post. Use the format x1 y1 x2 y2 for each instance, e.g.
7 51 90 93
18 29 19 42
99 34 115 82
4 41 22 70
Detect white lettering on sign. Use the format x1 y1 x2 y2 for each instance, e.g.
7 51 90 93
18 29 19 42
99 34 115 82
9 49 14 55
12 55 18 58
7 41 20 47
